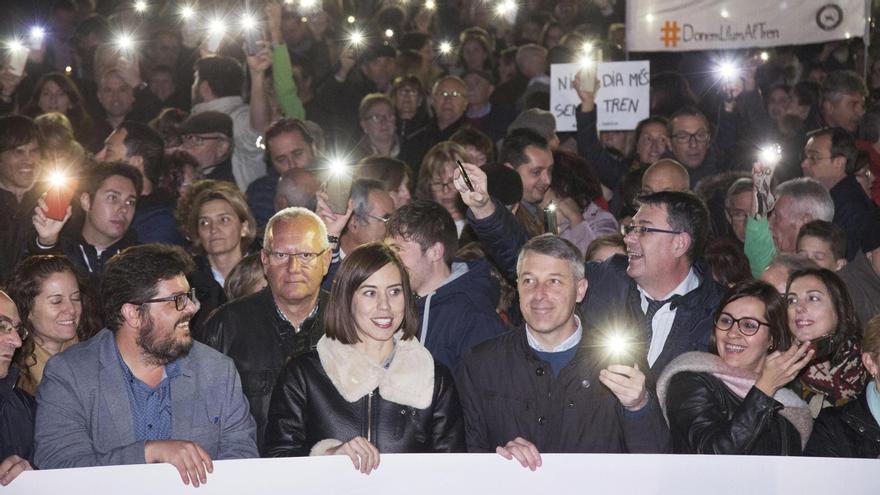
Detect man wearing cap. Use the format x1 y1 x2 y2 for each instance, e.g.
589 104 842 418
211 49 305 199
179 111 236 185
463 70 517 142
313 43 398 146
508 108 560 151
191 55 272 191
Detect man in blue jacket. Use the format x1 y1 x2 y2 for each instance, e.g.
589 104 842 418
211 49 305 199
34 244 257 486
385 200 506 370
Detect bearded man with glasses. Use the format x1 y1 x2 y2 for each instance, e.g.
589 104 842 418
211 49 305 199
201 207 331 451
34 244 257 486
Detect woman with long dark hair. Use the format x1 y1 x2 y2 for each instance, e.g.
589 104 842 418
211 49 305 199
8 255 100 395
23 73 95 150
785 267 869 416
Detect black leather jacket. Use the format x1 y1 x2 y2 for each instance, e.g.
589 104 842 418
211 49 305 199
262 350 465 457
198 287 328 450
805 388 880 458
666 371 804 455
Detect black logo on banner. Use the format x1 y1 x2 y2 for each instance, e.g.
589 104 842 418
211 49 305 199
816 4 844 31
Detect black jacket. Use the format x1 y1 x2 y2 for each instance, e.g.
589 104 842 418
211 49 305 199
262 340 465 457
199 287 328 450
456 326 671 454
468 201 723 378
187 255 227 333
830 174 878 261
665 372 805 455
0 367 36 461
805 388 880 458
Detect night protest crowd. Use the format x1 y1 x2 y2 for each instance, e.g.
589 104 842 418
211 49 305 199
3 0 880 487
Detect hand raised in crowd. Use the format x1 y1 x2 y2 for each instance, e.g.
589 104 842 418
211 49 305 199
496 437 542 471
247 44 273 78
0 67 24 102
32 195 72 247
325 436 380 474
755 341 815 397
414 6 434 34
307 10 330 42
572 72 600 113
115 53 142 91
265 2 284 44
452 161 495 219
144 439 214 487
315 190 354 238
0 455 32 486
599 364 650 411
336 46 357 82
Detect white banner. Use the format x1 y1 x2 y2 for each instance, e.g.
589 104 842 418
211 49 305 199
550 62 651 132
4 453 878 494
627 0 868 52
596 61 651 132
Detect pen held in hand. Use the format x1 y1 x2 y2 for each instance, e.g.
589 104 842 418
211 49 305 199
456 160 474 192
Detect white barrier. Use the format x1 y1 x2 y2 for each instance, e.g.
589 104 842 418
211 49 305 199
5 453 877 494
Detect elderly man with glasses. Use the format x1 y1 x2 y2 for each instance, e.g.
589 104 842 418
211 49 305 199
200 207 331 451
34 245 258 486
178 111 236 185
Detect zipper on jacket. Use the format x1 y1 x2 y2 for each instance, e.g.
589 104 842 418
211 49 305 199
367 391 374 443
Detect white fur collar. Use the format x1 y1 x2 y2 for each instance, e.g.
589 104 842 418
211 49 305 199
316 334 434 409
656 352 813 448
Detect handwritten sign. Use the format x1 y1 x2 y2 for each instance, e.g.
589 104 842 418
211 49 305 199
550 61 651 132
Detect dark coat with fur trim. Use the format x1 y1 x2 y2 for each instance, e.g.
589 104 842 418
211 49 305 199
657 352 813 455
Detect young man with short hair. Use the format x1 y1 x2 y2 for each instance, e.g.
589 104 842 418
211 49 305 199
796 220 847 271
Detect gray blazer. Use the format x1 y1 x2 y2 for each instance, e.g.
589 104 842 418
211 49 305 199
34 329 258 469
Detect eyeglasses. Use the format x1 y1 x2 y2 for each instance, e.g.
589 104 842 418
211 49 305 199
715 312 769 336
363 114 395 124
430 180 455 192
264 248 328 267
436 90 464 99
671 130 709 144
0 317 28 340
366 213 391 223
621 224 683 236
802 152 832 164
396 88 418 97
141 288 198 312
183 134 225 146
638 136 669 148
726 208 748 220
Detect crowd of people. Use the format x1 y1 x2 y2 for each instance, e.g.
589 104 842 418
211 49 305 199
2 0 880 487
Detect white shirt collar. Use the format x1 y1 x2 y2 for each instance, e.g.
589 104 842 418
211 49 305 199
526 315 583 353
638 267 700 304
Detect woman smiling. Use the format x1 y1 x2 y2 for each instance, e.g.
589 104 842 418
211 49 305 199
657 280 814 454
262 243 464 471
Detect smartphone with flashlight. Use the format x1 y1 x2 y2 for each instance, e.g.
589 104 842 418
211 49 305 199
7 47 29 77
325 162 353 215
578 49 602 93
244 24 262 56
45 175 75 221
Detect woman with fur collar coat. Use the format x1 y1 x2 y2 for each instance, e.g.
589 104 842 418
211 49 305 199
656 280 814 455
262 244 465 471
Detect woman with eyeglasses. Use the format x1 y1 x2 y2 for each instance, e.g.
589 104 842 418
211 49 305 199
178 181 256 330
7 255 100 396
657 280 814 454
416 142 469 239
262 243 465 470
785 268 868 417
354 94 400 162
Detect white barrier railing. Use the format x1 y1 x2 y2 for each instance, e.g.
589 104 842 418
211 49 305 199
6 453 878 494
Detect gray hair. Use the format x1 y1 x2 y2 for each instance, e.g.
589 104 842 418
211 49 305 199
774 177 834 222
264 207 329 250
768 252 818 273
821 70 868 105
516 234 585 281
725 177 754 208
349 178 387 225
